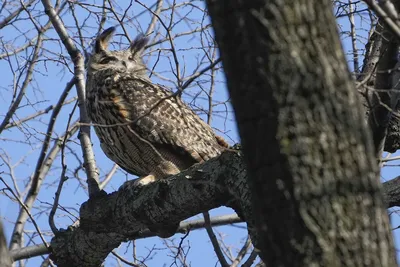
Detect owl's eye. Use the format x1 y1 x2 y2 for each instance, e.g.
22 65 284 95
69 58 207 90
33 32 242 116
99 57 118 64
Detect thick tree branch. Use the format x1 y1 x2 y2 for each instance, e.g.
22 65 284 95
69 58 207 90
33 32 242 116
383 176 400 207
46 150 248 266
357 1 400 154
10 214 242 262
365 20 399 157
7 147 400 265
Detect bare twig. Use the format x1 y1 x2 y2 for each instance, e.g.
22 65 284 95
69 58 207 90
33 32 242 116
0 0 37 29
8 78 75 249
4 97 77 130
10 214 243 261
241 249 258 267
203 211 230 267
348 0 359 75
107 0 133 43
0 178 49 250
182 58 222 90
230 236 252 267
0 35 43 135
145 0 164 36
40 0 101 197
364 0 400 39
111 251 142 267
136 0 183 91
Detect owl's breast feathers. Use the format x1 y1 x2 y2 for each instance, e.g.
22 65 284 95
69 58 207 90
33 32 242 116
86 72 228 178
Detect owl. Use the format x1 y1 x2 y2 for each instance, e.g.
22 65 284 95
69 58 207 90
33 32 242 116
86 27 228 186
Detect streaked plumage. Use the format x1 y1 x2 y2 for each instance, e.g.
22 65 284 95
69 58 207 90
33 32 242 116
86 27 227 185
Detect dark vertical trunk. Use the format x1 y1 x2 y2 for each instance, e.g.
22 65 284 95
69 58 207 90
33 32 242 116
359 19 399 156
206 0 396 266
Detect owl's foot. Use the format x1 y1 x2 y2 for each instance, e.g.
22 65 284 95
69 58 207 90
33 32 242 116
119 174 158 192
133 174 157 187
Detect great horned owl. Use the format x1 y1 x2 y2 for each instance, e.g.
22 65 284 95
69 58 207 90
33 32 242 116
86 27 228 185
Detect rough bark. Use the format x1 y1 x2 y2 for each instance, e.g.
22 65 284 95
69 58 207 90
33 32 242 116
5 150 400 265
382 176 400 207
0 221 12 267
206 0 396 266
356 1 400 154
48 150 252 266
358 18 399 156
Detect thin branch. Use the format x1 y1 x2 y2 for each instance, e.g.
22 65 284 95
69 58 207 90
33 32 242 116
49 98 79 234
4 97 77 130
136 0 183 91
9 78 74 250
241 249 258 267
364 0 400 39
8 124 79 251
203 211 230 267
10 214 243 261
0 0 37 29
111 251 142 267
0 178 49 250
348 0 359 75
182 58 222 90
99 164 119 190
0 34 43 135
145 0 164 36
230 236 251 267
40 0 101 197
107 0 133 43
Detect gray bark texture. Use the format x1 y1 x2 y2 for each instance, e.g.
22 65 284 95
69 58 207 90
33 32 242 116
8 151 400 266
358 15 400 155
49 150 252 266
206 0 397 266
0 221 12 267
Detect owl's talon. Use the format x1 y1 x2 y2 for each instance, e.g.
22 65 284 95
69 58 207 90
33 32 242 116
132 178 145 189
133 174 157 188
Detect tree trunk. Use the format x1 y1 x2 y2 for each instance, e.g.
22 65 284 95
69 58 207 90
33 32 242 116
0 221 12 267
206 0 397 266
358 18 399 156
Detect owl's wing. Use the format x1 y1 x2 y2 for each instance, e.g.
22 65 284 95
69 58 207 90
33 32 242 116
117 77 225 163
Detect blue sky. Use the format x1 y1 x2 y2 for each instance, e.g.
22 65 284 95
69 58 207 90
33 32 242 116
0 1 399 266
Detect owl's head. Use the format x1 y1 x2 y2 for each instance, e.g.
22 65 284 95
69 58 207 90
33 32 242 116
87 27 149 77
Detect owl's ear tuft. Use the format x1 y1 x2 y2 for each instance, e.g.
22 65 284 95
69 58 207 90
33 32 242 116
95 27 116 53
130 34 149 57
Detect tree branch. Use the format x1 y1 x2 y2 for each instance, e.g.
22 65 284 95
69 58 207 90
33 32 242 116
8 146 400 265
43 150 248 266
10 214 242 262
40 0 101 197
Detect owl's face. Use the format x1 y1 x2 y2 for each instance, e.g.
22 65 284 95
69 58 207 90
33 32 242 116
87 27 149 77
